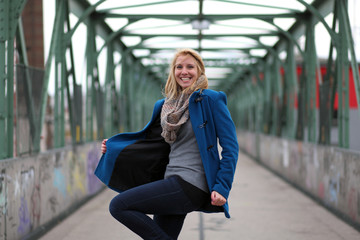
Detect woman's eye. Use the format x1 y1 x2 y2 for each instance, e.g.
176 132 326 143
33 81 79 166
176 65 182 69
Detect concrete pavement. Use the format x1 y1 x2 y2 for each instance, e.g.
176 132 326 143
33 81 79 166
40 151 360 240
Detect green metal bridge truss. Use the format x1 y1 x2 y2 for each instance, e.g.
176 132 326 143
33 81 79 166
0 0 359 159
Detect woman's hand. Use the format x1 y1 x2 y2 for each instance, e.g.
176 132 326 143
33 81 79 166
101 139 108 154
211 191 226 206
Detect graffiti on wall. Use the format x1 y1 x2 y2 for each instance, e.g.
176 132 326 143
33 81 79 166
0 143 102 239
238 131 360 227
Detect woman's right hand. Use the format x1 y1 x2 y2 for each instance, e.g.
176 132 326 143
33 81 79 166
101 139 108 154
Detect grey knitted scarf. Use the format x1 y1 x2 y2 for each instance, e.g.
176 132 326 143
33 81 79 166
161 75 206 143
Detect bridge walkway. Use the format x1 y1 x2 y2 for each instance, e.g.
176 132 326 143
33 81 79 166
39 151 360 240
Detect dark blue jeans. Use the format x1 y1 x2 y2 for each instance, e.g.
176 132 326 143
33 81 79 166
109 176 208 240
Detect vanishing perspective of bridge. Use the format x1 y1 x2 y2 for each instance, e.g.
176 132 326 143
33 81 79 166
0 0 360 239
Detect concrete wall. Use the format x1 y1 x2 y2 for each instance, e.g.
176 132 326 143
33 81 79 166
238 131 360 229
0 142 103 240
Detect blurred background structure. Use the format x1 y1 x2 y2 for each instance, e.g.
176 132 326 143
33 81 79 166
0 0 359 239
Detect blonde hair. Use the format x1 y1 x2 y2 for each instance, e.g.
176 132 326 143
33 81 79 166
164 48 208 99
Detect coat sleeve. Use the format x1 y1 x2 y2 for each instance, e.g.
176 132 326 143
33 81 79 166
211 91 239 200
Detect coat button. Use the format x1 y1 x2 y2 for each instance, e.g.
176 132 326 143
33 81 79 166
195 96 203 102
207 145 214 150
199 121 207 128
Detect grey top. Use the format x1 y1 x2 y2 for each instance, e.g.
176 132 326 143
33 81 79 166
164 118 209 193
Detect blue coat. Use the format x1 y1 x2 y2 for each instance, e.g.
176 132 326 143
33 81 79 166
95 89 239 218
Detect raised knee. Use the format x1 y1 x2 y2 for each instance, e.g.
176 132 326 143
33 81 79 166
109 195 126 216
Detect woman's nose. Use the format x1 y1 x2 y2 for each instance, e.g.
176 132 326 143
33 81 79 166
181 68 188 74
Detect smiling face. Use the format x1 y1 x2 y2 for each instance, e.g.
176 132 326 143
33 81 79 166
174 54 199 90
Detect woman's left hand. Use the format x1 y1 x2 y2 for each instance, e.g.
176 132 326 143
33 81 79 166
211 191 226 206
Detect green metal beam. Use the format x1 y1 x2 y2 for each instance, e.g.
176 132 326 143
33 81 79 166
304 16 317 143
284 40 298 139
217 0 302 12
65 0 106 42
130 47 268 51
40 0 65 149
53 0 66 148
336 0 349 148
120 33 279 38
297 0 338 43
98 0 189 12
271 0 335 60
65 0 81 145
103 13 299 21
0 0 27 159
339 0 360 124
271 54 282 136
85 18 99 141
16 18 39 151
104 41 117 138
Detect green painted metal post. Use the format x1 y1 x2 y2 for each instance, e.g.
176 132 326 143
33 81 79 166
63 0 79 145
263 60 272 134
136 67 147 129
339 0 360 125
85 19 99 141
304 16 317 143
337 0 350 148
128 58 136 132
120 53 130 132
53 0 67 147
284 40 298 139
133 62 142 131
320 2 337 145
116 57 124 133
271 55 282 136
16 18 42 152
7 39 14 157
0 0 8 158
251 66 264 134
0 0 27 158
104 42 116 137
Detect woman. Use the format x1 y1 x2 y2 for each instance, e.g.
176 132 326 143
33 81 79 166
95 48 239 239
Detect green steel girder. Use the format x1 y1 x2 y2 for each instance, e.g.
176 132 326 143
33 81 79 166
64 0 82 145
303 16 317 143
103 13 299 21
336 0 350 148
216 0 302 12
15 18 43 153
65 0 106 42
297 0 338 43
98 0 189 12
120 33 280 38
262 61 273 134
2 0 358 160
264 19 305 59
71 0 165 96
339 0 360 125
319 4 337 145
120 52 130 132
104 41 118 138
130 47 269 52
283 40 298 139
95 23 134 60
271 0 335 60
270 54 282 136
249 66 265 135
69 0 134 54
53 0 67 148
230 0 359 150
85 17 100 141
0 0 27 159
